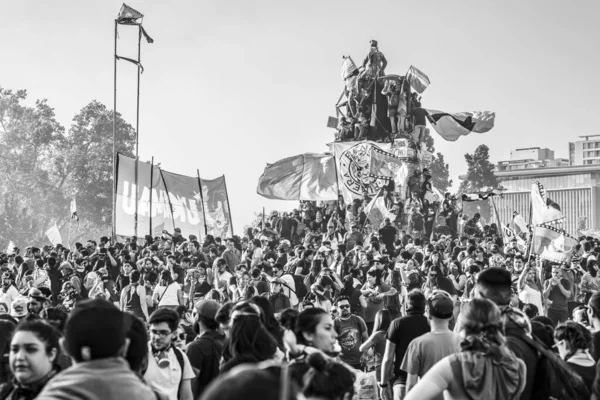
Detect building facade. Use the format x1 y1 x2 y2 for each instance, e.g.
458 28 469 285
496 147 569 172
569 135 600 166
493 165 600 235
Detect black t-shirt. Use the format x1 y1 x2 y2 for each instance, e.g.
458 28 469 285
379 225 397 246
186 330 226 398
385 314 430 382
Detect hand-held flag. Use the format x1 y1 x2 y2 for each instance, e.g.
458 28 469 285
70 199 79 221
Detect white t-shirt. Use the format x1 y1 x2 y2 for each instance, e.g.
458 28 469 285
0 286 19 310
154 282 181 307
143 344 195 400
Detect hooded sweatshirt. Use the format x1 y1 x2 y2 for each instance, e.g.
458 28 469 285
406 350 526 400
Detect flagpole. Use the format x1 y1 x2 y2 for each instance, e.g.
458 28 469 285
112 19 118 243
133 25 142 239
223 175 234 236
196 169 208 237
149 156 154 236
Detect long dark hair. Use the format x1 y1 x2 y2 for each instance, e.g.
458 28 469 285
302 352 355 400
554 321 592 362
291 308 329 346
373 309 391 333
12 320 62 371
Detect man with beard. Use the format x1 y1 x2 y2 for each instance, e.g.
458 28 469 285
0 271 19 310
27 287 49 316
333 295 368 370
144 308 195 400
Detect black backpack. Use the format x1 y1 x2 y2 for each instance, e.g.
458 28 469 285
282 273 308 301
517 331 590 400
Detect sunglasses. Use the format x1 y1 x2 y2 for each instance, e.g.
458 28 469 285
430 273 438 277
338 304 350 309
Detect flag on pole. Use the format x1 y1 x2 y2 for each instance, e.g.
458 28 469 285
531 180 564 226
70 199 79 221
425 109 495 142
5 241 14 254
257 153 338 201
405 65 430 94
532 224 578 263
117 3 144 24
513 213 528 235
45 223 63 247
364 190 395 230
369 147 404 180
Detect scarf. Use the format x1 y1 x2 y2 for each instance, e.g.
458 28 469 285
7 369 57 400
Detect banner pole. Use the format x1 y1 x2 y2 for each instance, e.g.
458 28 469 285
159 168 176 232
133 26 142 240
112 19 118 243
196 170 208 237
149 156 154 236
223 175 234 236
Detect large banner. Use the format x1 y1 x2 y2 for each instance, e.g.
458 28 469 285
202 176 233 238
333 141 411 203
116 154 224 239
161 171 206 238
116 154 152 237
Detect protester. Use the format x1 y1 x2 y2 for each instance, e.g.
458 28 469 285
144 308 194 400
404 298 526 400
0 321 62 400
36 299 156 399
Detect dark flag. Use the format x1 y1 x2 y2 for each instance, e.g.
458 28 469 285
425 109 495 141
117 4 144 24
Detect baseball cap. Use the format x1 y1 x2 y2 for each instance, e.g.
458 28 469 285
194 299 220 320
427 290 454 319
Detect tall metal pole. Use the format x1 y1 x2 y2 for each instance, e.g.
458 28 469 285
149 156 154 236
112 20 118 243
134 26 142 239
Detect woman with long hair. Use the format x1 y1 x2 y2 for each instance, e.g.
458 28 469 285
0 321 62 400
554 321 595 388
152 270 183 309
251 296 284 349
232 272 257 302
359 309 390 383
405 298 526 400
221 303 282 373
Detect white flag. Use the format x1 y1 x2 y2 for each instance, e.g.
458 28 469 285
5 240 14 254
45 223 62 246
70 199 79 221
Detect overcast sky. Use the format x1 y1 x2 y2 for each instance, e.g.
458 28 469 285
2 0 599 233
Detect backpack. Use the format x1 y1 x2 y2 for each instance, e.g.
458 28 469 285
281 273 308 301
517 331 589 400
172 347 185 399
291 274 308 301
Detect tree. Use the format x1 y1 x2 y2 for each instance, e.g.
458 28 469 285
0 87 135 246
430 152 453 193
458 144 500 193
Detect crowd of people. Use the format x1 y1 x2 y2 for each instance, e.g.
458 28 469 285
0 195 599 400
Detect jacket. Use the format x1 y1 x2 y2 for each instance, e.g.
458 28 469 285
36 357 155 400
